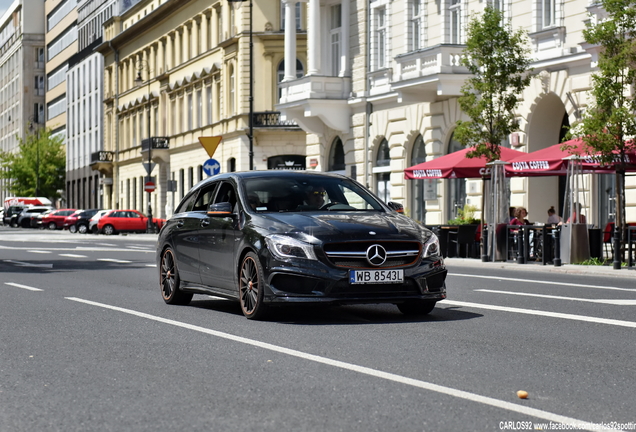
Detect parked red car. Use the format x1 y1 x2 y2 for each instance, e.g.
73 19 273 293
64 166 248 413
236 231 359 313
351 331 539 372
97 209 165 235
62 210 84 232
41 209 77 230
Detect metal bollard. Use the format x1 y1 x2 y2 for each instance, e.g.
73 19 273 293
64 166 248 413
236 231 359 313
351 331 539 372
553 227 561 266
517 228 525 264
481 225 489 262
612 225 622 270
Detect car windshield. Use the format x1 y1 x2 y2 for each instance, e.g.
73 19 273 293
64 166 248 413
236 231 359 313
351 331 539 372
242 175 385 213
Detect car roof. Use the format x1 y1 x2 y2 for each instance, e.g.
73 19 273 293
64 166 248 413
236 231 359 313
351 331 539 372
191 170 349 192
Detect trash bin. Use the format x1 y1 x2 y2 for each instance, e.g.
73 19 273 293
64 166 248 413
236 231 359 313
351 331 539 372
560 223 590 264
588 228 602 260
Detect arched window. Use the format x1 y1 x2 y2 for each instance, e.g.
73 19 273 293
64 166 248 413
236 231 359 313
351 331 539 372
277 59 304 98
228 157 236 172
328 137 345 172
447 132 466 220
374 139 391 203
229 65 235 115
410 135 426 223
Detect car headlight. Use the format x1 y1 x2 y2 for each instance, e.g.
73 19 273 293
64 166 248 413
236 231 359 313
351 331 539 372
265 234 318 260
422 232 440 258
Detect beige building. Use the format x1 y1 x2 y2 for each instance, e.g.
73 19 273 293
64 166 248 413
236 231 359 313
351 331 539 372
0 0 45 203
277 0 635 230
45 0 78 151
96 0 307 217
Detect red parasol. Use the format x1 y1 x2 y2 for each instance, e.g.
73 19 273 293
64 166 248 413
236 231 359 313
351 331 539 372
505 138 636 177
404 146 527 179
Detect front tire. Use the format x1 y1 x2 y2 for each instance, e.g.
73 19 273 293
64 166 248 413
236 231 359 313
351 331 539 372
397 300 436 316
102 224 115 235
78 224 88 234
239 252 269 320
160 248 193 305
69 224 77 233
48 222 57 230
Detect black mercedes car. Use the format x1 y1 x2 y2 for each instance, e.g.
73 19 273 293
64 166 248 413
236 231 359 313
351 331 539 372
157 171 446 319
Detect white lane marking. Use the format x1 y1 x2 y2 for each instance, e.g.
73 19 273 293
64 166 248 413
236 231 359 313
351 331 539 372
5 282 43 292
65 297 601 431
59 254 88 258
127 246 151 250
146 264 157 268
27 250 52 254
2 260 53 268
96 243 117 247
476 289 636 306
442 300 636 328
451 273 636 292
97 258 132 264
0 245 153 253
205 295 229 301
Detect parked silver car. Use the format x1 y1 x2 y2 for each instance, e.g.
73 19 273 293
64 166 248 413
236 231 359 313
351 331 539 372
88 209 112 234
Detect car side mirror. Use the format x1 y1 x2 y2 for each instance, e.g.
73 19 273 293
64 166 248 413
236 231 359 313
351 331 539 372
207 202 233 216
387 201 404 214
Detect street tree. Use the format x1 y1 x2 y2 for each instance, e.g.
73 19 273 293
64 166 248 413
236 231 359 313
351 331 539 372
567 0 636 267
0 126 66 200
454 6 533 162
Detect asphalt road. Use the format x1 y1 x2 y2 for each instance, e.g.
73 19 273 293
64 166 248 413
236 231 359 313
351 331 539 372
1 226 635 432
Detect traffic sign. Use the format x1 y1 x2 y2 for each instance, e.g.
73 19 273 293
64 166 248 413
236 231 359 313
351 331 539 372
203 158 221 176
143 162 156 175
144 181 156 193
198 136 222 158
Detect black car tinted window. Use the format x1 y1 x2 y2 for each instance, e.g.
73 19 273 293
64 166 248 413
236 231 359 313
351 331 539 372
214 182 238 210
192 183 218 211
175 191 198 213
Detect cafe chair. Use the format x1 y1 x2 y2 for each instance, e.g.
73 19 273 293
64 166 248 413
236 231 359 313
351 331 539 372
448 224 479 258
603 222 614 259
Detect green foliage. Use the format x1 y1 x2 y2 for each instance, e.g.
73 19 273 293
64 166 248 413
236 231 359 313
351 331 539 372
0 127 66 200
455 6 533 162
447 204 480 225
576 257 606 266
568 0 636 167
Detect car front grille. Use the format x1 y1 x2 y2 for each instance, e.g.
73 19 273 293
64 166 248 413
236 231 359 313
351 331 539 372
329 278 420 297
323 241 421 269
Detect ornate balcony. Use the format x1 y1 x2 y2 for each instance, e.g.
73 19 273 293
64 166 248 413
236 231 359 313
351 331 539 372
252 111 299 128
90 151 114 176
141 137 170 163
392 44 471 102
276 75 352 135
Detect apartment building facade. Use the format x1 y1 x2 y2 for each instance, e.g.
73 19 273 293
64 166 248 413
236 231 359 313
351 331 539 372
65 0 115 209
97 0 306 218
0 0 45 203
45 0 78 180
277 0 635 229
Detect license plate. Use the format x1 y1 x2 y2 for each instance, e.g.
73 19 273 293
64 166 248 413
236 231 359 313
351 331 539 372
349 269 404 284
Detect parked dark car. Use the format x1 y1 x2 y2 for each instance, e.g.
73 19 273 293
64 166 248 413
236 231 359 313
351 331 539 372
41 209 77 230
15 206 54 228
3 205 28 226
156 171 446 320
68 209 102 234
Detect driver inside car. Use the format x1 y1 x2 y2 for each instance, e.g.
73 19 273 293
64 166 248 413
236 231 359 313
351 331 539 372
305 186 327 209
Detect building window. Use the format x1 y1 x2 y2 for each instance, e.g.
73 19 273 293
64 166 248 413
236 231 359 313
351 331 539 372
197 89 202 128
330 4 341 76
410 0 424 51
410 135 427 223
207 86 213 124
277 59 304 98
187 92 193 130
449 0 462 44
328 137 345 172
228 157 236 172
374 139 391 203
229 66 235 115
541 0 556 28
374 6 387 69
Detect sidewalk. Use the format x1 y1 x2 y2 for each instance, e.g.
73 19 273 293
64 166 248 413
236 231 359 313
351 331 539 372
444 257 635 278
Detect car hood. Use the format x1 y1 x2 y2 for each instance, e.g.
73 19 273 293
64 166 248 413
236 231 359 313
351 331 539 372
251 211 427 242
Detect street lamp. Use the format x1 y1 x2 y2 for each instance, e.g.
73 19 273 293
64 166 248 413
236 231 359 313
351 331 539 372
135 60 155 233
28 115 41 197
228 0 254 170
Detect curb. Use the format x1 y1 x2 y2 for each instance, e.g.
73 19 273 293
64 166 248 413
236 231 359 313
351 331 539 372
444 257 635 278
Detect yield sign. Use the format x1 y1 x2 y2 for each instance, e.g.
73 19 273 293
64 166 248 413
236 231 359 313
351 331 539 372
198 136 222 158
144 181 156 193
143 162 156 175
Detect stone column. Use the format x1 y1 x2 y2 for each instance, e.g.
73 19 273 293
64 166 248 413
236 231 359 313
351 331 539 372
340 0 349 76
307 0 320 75
283 0 297 81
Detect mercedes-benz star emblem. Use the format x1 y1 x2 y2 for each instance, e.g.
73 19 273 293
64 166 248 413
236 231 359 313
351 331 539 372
366 244 387 266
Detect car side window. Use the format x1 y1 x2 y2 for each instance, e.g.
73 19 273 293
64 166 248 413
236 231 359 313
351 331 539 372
192 183 218 212
175 191 198 214
214 182 238 211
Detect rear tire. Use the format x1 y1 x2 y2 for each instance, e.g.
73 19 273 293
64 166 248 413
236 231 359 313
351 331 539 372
48 222 57 230
238 252 269 320
102 224 115 235
160 248 193 305
78 224 88 234
69 225 77 233
397 300 436 316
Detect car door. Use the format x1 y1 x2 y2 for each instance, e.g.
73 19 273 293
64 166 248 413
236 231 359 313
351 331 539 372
170 184 218 284
127 211 146 231
198 181 242 292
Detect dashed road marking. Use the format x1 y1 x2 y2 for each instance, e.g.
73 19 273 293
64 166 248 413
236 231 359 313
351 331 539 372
476 289 636 306
5 282 43 291
27 250 51 254
59 254 88 258
451 273 636 292
97 258 132 264
2 260 53 268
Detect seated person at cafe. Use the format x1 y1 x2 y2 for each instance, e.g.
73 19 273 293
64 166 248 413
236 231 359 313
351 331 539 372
547 206 562 225
565 203 587 224
510 206 531 226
